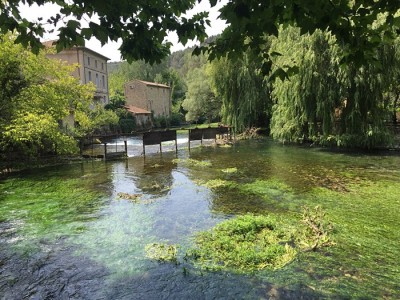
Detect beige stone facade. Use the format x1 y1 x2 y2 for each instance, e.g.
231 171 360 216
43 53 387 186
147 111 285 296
45 42 110 105
124 80 171 117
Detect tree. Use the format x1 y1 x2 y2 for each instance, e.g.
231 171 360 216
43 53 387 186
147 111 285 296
270 27 343 143
3 1 398 71
0 33 116 158
75 103 119 136
154 69 187 105
0 0 208 64
108 59 170 98
200 1 400 76
208 51 271 131
0 33 31 122
182 66 220 123
270 26 398 148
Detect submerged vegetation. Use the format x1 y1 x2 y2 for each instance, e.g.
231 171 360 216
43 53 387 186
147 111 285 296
0 140 399 298
188 214 297 272
221 167 237 173
172 158 212 167
145 243 179 263
297 206 335 251
198 179 232 189
145 208 335 273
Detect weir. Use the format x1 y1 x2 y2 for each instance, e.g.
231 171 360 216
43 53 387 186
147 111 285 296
82 126 232 158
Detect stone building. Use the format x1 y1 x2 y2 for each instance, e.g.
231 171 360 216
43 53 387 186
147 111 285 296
124 105 152 129
44 41 110 105
124 80 171 117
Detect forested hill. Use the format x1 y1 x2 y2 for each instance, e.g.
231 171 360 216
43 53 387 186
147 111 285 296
107 35 217 78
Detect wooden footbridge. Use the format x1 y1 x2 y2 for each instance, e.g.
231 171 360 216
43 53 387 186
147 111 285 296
81 126 232 159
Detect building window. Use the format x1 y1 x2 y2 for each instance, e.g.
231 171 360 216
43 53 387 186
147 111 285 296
102 75 105 88
103 96 107 103
88 71 92 81
87 56 90 66
95 73 99 87
95 60 98 68
102 62 104 70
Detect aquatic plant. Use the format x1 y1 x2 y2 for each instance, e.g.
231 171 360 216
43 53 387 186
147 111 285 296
187 214 297 272
117 192 142 203
184 206 336 273
0 175 106 253
142 181 171 193
221 167 237 173
150 164 163 168
145 243 179 263
218 144 232 148
297 205 335 251
172 158 212 167
239 179 294 206
198 179 233 189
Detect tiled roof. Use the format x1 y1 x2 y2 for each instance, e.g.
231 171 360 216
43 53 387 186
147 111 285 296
124 105 151 115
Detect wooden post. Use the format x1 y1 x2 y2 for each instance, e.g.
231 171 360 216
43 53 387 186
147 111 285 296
188 129 191 152
104 143 107 160
143 136 146 156
175 136 178 154
124 140 128 157
79 139 83 156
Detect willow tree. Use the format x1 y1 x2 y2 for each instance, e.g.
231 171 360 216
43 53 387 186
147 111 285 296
270 27 343 143
208 52 271 132
270 26 399 148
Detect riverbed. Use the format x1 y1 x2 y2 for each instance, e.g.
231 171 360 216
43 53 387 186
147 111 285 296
1 138 399 299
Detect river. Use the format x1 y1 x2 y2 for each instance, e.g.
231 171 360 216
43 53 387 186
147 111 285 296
1 138 399 299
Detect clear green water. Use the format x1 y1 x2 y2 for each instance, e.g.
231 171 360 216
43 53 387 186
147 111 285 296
0 138 399 299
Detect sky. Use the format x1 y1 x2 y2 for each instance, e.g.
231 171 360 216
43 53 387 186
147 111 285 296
19 0 227 62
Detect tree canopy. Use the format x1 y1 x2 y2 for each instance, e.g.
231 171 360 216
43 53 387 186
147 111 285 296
0 0 208 64
1 1 399 69
0 33 118 158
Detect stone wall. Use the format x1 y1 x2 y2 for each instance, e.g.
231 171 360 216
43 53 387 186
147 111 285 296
124 80 171 117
